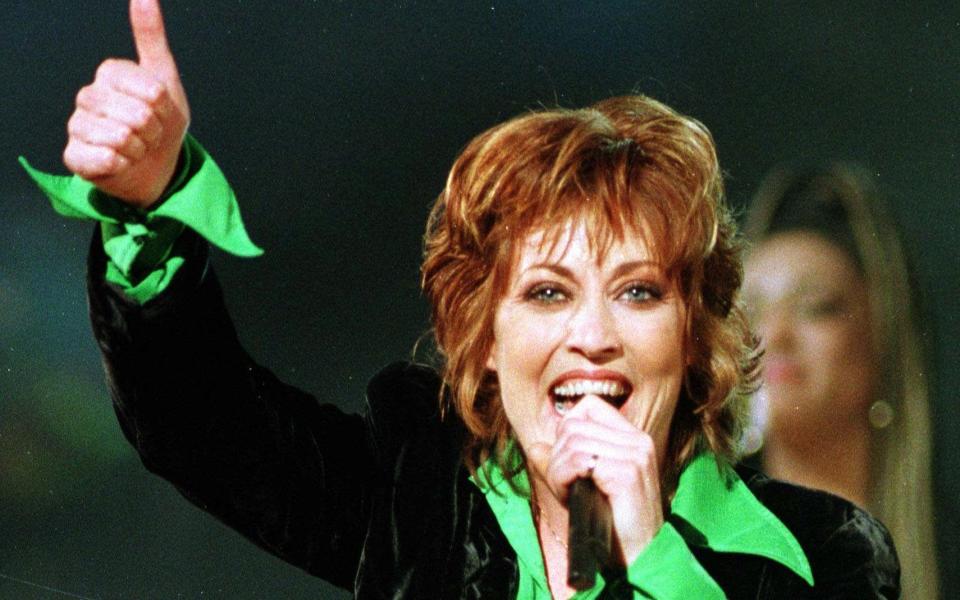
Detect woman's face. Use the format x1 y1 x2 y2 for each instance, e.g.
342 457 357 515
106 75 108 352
487 218 686 467
743 231 876 437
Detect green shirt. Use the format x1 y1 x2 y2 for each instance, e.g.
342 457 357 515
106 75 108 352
472 453 812 599
21 142 813 598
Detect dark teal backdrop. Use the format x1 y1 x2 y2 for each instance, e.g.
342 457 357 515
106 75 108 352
2 2 957 598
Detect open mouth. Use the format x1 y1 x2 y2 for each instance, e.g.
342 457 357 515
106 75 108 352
550 378 631 415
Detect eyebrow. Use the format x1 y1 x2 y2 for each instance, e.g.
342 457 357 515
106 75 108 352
609 260 662 280
520 260 662 280
521 263 575 280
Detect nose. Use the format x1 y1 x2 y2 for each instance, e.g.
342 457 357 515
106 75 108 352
564 295 623 362
757 304 795 354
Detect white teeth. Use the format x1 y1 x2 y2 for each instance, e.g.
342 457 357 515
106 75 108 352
552 379 629 415
551 379 626 398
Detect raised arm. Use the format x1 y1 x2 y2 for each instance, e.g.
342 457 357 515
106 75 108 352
53 2 374 588
64 0 189 207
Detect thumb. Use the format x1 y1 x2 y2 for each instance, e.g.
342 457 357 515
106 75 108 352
130 0 177 79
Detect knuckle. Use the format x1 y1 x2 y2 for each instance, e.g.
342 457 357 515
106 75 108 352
565 433 586 450
113 153 129 170
93 147 117 171
66 112 82 135
641 435 656 454
629 451 647 469
95 59 118 78
634 450 654 472
75 86 94 107
633 430 653 450
62 145 77 169
144 82 166 104
114 124 133 146
133 107 155 129
64 146 95 177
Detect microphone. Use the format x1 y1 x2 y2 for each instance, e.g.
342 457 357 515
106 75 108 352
567 477 612 589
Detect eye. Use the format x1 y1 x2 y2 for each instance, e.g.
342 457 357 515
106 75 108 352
526 283 569 304
618 282 663 304
798 296 845 319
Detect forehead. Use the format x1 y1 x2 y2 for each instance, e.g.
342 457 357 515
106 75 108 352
745 231 864 297
514 216 659 269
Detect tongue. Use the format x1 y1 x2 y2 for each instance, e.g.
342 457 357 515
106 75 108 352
555 393 620 416
565 393 607 408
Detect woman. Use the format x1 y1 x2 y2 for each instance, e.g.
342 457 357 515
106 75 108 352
742 164 939 599
22 0 898 597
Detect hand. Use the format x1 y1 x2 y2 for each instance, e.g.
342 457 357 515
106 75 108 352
63 0 190 208
527 396 664 566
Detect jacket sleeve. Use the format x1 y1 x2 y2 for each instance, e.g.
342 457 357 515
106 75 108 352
743 470 902 599
86 226 371 590
801 505 901 599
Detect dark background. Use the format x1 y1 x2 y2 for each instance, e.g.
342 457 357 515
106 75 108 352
2 1 957 598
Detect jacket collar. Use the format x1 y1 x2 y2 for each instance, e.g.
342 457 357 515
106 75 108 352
471 452 813 586
670 453 813 585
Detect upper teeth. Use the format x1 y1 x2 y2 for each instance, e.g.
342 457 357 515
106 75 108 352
552 379 626 398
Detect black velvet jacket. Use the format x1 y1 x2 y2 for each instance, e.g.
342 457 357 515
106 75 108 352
86 231 900 599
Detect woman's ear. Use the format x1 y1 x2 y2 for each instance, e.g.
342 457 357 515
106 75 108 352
486 345 497 372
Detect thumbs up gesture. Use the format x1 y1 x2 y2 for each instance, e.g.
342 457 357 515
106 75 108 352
64 0 190 208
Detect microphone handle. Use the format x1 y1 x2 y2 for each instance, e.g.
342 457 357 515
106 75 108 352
567 477 612 590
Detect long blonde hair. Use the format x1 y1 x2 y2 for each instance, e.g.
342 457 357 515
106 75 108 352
745 163 939 600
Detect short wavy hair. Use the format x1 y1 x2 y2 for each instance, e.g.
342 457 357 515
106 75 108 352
421 95 756 486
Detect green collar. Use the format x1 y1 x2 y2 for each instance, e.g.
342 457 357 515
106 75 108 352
669 453 813 584
471 452 813 594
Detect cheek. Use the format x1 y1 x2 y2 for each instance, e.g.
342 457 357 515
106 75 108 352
788 321 876 414
822 321 876 397
619 319 686 436
489 308 562 429
637 309 686 368
805 320 871 371
490 307 557 374
624 317 686 389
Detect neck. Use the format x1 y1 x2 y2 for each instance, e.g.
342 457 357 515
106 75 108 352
762 419 871 507
531 479 577 600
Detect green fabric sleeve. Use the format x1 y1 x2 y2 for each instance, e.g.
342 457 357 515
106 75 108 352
625 522 725 599
19 134 262 304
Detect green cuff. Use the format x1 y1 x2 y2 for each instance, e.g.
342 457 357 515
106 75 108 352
19 134 261 303
148 135 262 258
626 523 725 599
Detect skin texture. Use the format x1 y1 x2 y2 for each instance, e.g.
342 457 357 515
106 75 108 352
63 0 188 207
487 219 686 598
742 231 876 506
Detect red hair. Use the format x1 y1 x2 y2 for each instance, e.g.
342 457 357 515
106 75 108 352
422 95 756 484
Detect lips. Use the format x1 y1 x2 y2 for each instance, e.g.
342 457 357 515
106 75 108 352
762 359 803 385
549 370 632 415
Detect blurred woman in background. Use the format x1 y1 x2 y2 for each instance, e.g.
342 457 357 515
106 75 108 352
742 164 939 599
